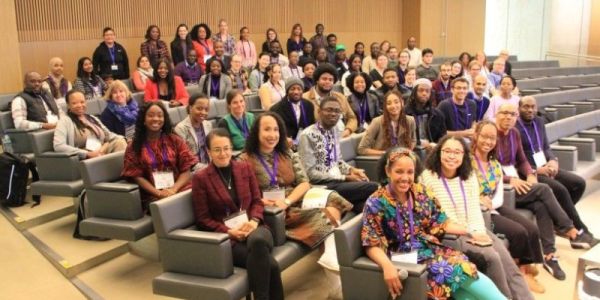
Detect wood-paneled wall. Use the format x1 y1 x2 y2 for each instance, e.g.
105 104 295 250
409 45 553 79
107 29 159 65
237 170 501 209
16 0 404 84
1 0 23 93
588 0 600 57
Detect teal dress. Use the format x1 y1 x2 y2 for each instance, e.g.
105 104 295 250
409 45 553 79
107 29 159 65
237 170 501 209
218 112 255 150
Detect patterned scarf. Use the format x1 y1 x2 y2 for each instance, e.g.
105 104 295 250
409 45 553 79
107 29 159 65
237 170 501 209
107 99 138 126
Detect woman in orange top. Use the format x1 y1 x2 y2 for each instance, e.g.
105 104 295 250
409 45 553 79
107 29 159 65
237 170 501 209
144 58 189 107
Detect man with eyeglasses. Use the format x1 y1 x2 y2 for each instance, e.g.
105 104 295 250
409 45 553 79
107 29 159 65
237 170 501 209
437 77 477 140
298 96 378 213
517 97 597 248
495 103 587 281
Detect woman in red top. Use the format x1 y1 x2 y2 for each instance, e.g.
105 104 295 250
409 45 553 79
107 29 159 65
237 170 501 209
121 102 198 212
144 58 189 106
190 23 215 73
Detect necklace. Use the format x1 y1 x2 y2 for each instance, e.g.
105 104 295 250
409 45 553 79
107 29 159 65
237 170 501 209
216 167 232 190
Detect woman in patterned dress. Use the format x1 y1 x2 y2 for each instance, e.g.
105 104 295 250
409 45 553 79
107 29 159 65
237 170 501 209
361 147 506 299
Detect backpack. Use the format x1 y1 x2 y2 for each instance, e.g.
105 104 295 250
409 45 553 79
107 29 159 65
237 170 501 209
0 152 39 207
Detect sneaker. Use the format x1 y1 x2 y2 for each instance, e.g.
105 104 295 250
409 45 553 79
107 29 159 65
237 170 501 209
570 232 593 249
524 273 545 293
582 232 600 248
543 257 566 280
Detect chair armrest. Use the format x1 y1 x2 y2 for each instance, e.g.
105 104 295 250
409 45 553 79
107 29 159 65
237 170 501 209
558 137 595 161
167 229 229 244
352 257 427 276
87 187 143 220
91 182 138 192
5 128 39 133
39 151 79 158
578 130 600 150
263 206 286 246
355 156 381 182
550 144 577 171
549 104 576 120
502 186 516 210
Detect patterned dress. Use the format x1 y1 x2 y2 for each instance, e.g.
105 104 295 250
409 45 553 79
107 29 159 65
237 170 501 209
361 184 478 300
241 151 353 248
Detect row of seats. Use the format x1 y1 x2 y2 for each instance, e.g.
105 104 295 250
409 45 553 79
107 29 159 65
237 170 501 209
512 65 600 80
518 74 600 95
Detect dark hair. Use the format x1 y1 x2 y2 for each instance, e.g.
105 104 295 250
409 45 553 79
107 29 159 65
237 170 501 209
346 72 372 95
315 23 324 31
472 120 498 161
458 52 472 63
226 89 245 106
136 56 149 68
439 61 452 70
244 111 289 156
377 147 424 185
407 82 434 112
451 77 469 88
172 24 193 54
103 27 114 35
313 63 338 82
65 90 102 133
132 101 173 154
188 93 210 112
76 57 97 84
265 28 278 41
152 58 175 97
206 127 231 149
382 67 397 76
202 60 225 94
239 26 249 40
319 95 340 109
313 47 329 63
382 90 411 149
302 60 317 71
269 40 281 47
145 25 160 40
190 23 212 42
422 48 433 56
255 52 271 70
425 135 472 181
265 63 281 82
354 42 365 50
500 75 517 88
347 53 363 72
326 33 337 40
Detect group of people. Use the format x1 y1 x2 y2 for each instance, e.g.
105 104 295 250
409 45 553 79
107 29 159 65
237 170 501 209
8 20 599 300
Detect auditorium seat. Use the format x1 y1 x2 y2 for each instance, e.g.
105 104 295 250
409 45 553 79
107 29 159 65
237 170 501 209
0 93 37 157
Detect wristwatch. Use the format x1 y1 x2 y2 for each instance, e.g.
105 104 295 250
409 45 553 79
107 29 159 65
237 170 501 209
284 198 292 206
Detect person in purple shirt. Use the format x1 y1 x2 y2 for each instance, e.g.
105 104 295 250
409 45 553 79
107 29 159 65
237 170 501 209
174 48 203 85
517 96 598 247
432 62 453 106
495 102 589 280
437 78 477 140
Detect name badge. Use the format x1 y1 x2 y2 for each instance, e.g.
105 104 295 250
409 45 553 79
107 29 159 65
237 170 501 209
297 50 303 57
263 188 285 201
46 113 58 124
533 151 547 168
203 55 213 63
391 250 418 264
85 136 102 151
153 171 175 190
362 122 369 131
301 187 332 209
502 165 519 178
111 64 119 71
224 210 248 229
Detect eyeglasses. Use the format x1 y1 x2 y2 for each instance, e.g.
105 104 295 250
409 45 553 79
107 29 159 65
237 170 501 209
210 147 232 154
498 111 517 117
321 107 342 114
441 149 464 156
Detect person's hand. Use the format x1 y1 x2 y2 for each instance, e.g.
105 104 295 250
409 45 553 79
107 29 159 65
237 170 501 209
342 128 352 138
261 198 276 206
351 168 369 181
382 263 403 299
169 100 182 107
273 199 289 210
345 174 362 182
86 149 103 158
162 188 177 197
547 160 559 177
536 165 551 177
526 174 538 185
480 195 492 211
42 122 56 130
471 232 492 244
463 128 475 139
509 177 532 195
238 220 259 235
227 228 247 241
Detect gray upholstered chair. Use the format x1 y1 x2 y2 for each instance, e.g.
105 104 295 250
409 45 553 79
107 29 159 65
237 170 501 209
79 151 153 241
334 213 428 300
0 95 38 157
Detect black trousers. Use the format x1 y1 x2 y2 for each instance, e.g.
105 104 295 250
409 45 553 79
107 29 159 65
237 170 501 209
515 183 574 254
232 226 283 300
538 169 588 232
325 180 379 213
494 207 544 264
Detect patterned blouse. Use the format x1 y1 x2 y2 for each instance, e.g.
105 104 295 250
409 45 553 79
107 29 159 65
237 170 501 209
213 33 236 56
471 156 502 197
242 150 308 193
298 123 352 183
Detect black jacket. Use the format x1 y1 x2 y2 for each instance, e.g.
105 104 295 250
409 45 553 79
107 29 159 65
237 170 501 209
404 105 447 143
92 42 130 80
269 97 315 140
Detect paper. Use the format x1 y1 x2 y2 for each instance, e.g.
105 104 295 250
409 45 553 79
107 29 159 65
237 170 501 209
153 171 175 189
502 165 518 178
263 188 285 201
362 122 369 130
391 251 418 264
203 55 213 63
224 210 248 229
301 187 332 209
85 136 102 151
46 113 58 124
533 151 547 168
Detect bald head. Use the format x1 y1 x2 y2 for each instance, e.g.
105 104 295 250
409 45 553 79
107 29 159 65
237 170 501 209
24 72 43 92
48 57 64 77
519 96 537 122
496 103 518 132
473 74 487 96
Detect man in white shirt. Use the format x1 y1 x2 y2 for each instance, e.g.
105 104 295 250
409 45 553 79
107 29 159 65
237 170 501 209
403 37 422 68
11 72 62 130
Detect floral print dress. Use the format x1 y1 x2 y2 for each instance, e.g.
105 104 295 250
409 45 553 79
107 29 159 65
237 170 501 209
361 183 478 299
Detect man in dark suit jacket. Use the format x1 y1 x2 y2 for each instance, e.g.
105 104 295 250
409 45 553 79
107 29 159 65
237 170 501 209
269 77 315 147
208 40 232 73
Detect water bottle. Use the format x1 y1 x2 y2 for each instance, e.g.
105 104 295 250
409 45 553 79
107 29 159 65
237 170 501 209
2 134 13 153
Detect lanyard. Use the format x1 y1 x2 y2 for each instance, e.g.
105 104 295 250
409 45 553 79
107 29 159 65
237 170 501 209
210 77 220 96
195 126 209 163
288 100 307 128
451 100 471 130
517 119 542 153
390 122 398 146
476 98 485 121
109 46 116 64
441 177 468 223
145 137 169 170
257 153 279 187
474 155 493 193
200 40 210 54
357 95 369 126
291 66 300 77
318 123 337 167
232 115 249 138
388 185 416 249
497 131 515 165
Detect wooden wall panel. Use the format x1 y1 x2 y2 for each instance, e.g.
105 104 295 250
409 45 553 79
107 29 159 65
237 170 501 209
0 0 23 93
402 0 422 49
15 0 404 83
588 0 600 56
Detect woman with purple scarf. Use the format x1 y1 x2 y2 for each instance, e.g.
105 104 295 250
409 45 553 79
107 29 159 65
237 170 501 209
100 80 139 140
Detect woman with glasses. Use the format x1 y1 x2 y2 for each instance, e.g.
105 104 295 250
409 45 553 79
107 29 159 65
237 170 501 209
218 90 255 151
191 128 284 300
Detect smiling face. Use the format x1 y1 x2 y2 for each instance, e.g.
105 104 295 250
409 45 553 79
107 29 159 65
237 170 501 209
178 25 188 40
350 56 362 71
111 86 128 106
198 27 207 39
440 139 465 175
399 51 410 65
519 97 537 122
186 50 197 65
139 56 151 69
383 71 398 88
440 64 451 81
208 135 232 167
214 41 224 57
289 51 299 65
318 100 341 128
267 29 276 41
376 55 389 69
475 123 497 156
157 62 169 79
270 42 282 55
316 72 334 93
229 94 246 117
353 75 366 93
451 62 462 76
496 104 518 132
499 77 514 95
288 84 303 102
103 30 115 44
190 98 210 124
258 115 280 152
405 69 416 85
386 155 415 195
473 75 487 96
231 55 242 71
82 58 94 74
385 93 403 119
258 54 270 69
25 72 43 92
209 60 222 76
269 64 282 82
67 91 86 116
144 104 165 133
451 80 468 101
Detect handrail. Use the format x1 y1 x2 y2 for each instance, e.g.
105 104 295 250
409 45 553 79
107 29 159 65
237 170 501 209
545 51 600 66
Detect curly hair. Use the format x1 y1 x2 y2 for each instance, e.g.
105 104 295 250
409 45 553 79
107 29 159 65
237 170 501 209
425 135 472 181
132 101 173 155
377 147 424 185
381 90 411 149
144 25 160 40
244 111 289 157
190 23 212 42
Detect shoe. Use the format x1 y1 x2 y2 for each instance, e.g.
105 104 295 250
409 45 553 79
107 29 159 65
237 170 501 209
526 264 539 277
570 231 593 249
317 235 340 271
543 256 566 280
524 273 545 293
73 232 110 241
323 268 343 300
582 232 600 248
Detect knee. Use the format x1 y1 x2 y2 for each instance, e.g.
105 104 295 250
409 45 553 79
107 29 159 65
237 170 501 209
247 227 274 250
508 225 529 241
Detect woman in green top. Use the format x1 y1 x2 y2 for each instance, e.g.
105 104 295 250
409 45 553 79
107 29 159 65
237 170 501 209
217 90 255 150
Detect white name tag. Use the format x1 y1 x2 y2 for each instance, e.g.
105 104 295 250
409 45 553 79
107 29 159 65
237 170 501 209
46 113 58 124
362 122 369 131
301 188 332 209
263 188 285 201
502 165 519 178
85 136 102 151
224 210 249 229
111 64 119 71
153 171 175 190
294 129 303 145
391 250 418 264
533 151 547 168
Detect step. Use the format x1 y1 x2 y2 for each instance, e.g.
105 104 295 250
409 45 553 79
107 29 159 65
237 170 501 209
0 193 75 230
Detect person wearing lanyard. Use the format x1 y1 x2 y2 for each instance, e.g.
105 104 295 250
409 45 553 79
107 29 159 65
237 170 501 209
190 23 215 73
485 75 519 122
140 25 170 69
358 90 415 156
121 102 198 212
340 54 363 96
269 77 315 148
258 64 285 110
431 62 453 107
363 147 506 300
235 27 257 71
191 128 283 300
199 59 232 100
286 23 306 56
404 78 447 152
249 53 270 91
268 40 289 68
72 56 107 101
471 120 547 293
517 97 597 247
143 58 189 107
466 74 491 122
421 135 534 300
346 72 379 133
100 80 138 140
174 94 213 172
298 96 377 213
92 27 130 80
227 54 251 94
281 51 305 80
173 48 203 85
218 90 255 151
437 77 477 140
241 112 353 298
495 103 586 280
